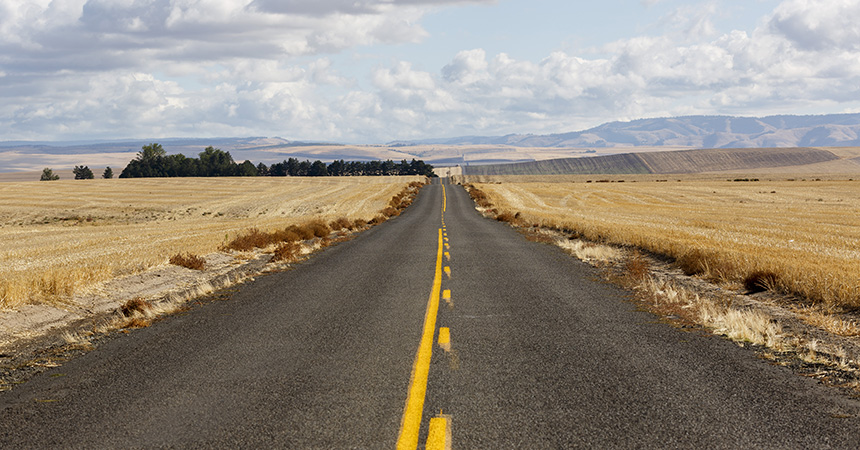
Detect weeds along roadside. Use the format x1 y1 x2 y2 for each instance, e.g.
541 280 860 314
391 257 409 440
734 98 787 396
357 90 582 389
0 180 427 391
460 182 860 392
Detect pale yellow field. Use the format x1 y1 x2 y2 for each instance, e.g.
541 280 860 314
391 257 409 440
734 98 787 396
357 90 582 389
473 179 860 306
0 176 420 309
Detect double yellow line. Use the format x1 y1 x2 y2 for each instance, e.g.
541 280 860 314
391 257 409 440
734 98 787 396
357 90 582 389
396 186 448 449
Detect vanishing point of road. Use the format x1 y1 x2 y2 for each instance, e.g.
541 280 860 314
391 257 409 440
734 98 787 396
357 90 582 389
1 180 859 448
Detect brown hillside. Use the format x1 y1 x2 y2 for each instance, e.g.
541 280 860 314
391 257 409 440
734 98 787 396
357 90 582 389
462 147 853 176
638 147 839 174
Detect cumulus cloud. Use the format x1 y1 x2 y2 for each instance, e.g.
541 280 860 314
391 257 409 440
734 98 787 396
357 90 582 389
768 0 860 51
1 0 860 142
360 0 860 138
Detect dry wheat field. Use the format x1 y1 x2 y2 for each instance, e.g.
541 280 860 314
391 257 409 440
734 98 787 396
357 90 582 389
471 177 860 307
0 176 420 309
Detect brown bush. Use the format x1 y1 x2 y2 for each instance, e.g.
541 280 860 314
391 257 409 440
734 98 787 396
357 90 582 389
124 317 151 329
744 271 780 293
272 229 301 243
465 184 493 208
389 194 405 208
287 224 316 241
169 252 206 270
353 218 368 229
121 297 152 317
496 212 517 223
369 215 386 225
308 221 331 238
330 217 353 231
625 252 651 281
272 242 301 262
381 206 400 218
224 228 270 251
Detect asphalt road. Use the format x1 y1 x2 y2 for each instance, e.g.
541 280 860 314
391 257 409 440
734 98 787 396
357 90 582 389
1 180 860 448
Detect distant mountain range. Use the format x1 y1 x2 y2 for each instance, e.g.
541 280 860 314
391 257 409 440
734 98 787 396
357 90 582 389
391 114 860 149
4 113 860 175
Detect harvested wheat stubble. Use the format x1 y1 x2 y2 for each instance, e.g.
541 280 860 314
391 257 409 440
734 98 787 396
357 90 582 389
472 178 860 307
0 176 423 309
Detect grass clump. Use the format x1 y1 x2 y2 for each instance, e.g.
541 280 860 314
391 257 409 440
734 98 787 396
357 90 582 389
272 242 302 262
169 253 206 270
624 251 651 282
308 221 331 238
744 271 780 294
330 217 354 231
121 297 152 317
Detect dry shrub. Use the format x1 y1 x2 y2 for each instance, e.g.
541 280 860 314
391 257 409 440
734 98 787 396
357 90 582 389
369 215 386 225
381 206 400 218
389 194 405 208
287 224 316 241
330 217 353 231
464 184 493 208
272 242 301 262
744 271 780 294
308 221 331 238
524 232 556 244
169 253 206 270
121 297 152 317
224 228 270 251
124 317 151 329
624 252 651 282
496 211 517 223
353 218 368 229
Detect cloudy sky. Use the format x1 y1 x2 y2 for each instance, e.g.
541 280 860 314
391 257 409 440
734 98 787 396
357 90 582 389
1 0 859 143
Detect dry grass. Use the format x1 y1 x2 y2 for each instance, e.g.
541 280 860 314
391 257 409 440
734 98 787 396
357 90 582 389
0 176 423 309
638 275 785 349
169 253 206 270
470 178 860 307
555 239 623 263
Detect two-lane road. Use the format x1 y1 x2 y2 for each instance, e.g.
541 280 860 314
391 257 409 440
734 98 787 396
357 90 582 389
1 180 859 448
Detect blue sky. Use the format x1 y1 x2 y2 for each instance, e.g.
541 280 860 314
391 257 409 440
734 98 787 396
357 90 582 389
1 0 859 143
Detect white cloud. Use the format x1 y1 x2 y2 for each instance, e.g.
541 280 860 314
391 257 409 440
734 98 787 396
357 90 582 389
1 0 860 142
768 0 860 51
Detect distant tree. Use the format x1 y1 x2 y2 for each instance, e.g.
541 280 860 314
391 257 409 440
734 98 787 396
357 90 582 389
103 166 113 179
309 160 328 176
285 157 300 176
40 167 60 181
73 165 94 179
269 161 287 176
296 160 311 176
198 146 236 176
237 160 258 176
256 162 269 177
327 159 346 176
137 143 166 161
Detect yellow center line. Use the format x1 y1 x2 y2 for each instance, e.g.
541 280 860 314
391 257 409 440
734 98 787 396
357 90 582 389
426 416 451 450
396 228 444 450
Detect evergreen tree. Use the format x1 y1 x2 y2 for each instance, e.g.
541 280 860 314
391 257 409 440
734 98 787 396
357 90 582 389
73 165 95 179
103 166 113 179
40 167 60 181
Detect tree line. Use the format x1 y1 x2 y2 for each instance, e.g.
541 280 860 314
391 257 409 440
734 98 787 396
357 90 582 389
40 166 112 180
117 143 435 178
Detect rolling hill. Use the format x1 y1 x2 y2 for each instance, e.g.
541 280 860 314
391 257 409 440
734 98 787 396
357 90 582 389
394 114 860 149
461 147 860 176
